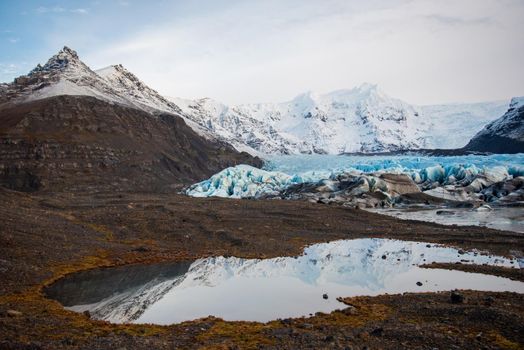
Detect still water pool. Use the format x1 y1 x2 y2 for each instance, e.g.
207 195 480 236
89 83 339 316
45 238 523 324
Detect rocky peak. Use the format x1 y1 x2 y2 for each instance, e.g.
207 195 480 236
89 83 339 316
29 46 83 76
509 96 524 110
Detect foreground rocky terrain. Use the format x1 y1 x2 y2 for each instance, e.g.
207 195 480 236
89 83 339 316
0 188 523 349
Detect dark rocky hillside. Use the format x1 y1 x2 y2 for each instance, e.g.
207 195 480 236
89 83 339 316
0 95 262 192
464 97 524 154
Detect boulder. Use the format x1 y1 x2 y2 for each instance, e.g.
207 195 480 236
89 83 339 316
379 173 420 195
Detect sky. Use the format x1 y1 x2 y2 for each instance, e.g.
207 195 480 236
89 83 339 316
1 0 523 105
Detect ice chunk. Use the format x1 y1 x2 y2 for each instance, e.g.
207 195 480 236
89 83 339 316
186 165 301 198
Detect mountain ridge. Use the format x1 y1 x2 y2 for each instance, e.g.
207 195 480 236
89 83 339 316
0 46 513 156
464 96 524 154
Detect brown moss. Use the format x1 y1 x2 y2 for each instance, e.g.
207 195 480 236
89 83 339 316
486 331 522 350
197 320 275 349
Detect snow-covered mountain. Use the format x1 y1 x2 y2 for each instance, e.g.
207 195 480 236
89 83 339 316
465 97 524 153
0 46 218 141
170 85 434 155
3 47 133 107
168 87 508 155
1 46 510 156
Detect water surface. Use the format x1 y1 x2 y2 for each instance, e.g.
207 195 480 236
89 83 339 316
46 239 523 325
367 207 524 233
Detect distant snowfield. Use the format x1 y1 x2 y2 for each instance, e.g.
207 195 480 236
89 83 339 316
186 154 524 198
168 88 508 155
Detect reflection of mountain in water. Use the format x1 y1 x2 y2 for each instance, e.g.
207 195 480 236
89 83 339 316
44 262 191 322
179 238 514 291
45 239 519 324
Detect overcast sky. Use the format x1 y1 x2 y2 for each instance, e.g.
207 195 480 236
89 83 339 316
1 0 523 105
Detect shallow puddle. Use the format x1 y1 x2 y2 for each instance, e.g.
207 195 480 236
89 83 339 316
367 207 524 233
45 239 523 324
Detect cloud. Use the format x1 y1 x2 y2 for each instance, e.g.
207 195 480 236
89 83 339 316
20 0 524 105
0 63 19 74
36 6 65 13
36 6 89 14
70 8 89 14
7 38 19 44
425 14 492 26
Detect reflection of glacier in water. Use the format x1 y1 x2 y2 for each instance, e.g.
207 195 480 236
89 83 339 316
54 239 524 324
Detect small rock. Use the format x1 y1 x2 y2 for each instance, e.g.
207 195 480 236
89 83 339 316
484 296 495 306
132 246 150 252
343 307 358 315
83 310 91 318
416 281 423 286
450 291 464 304
370 327 384 336
458 249 465 255
324 335 335 342
381 255 387 260
280 318 292 325
475 205 493 212
322 293 329 300
6 310 22 317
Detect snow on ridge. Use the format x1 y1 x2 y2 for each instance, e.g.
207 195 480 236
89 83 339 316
509 96 524 109
94 64 183 115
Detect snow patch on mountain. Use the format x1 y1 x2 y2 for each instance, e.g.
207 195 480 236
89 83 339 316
95 64 183 115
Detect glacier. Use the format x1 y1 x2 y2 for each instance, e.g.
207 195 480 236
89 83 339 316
186 154 524 199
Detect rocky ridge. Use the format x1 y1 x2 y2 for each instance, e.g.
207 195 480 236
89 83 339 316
465 97 524 154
